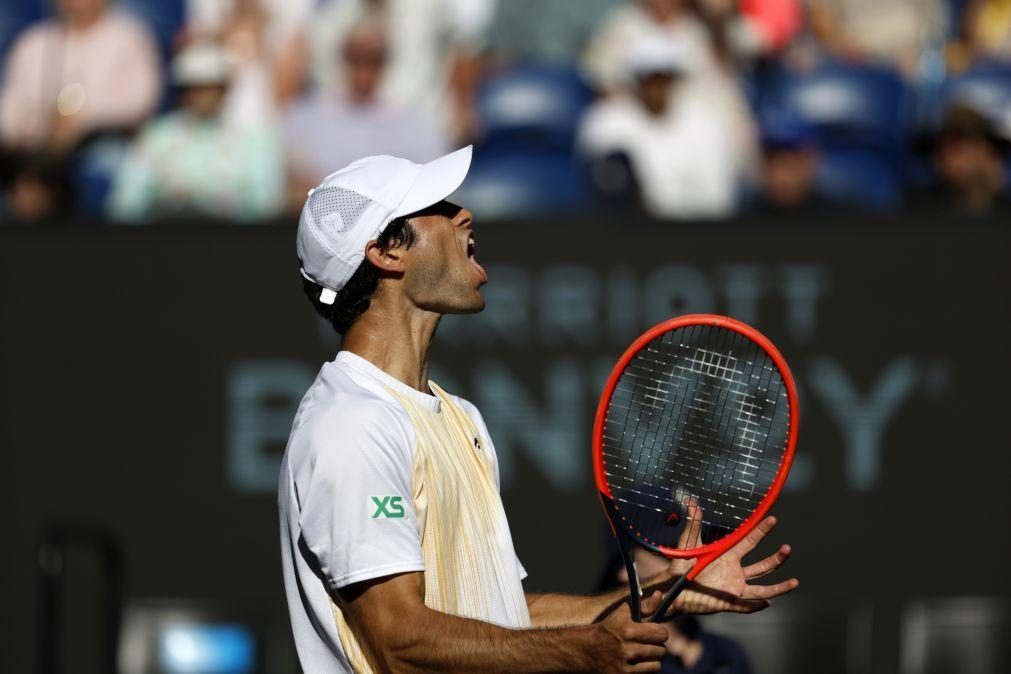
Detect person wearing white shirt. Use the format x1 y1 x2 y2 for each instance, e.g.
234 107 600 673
282 19 448 206
0 0 160 151
278 145 799 672
578 37 753 219
309 0 493 140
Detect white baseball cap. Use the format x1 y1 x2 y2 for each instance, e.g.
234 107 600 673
625 34 693 78
297 145 473 304
172 41 231 87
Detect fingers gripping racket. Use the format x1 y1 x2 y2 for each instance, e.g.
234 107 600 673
593 315 798 622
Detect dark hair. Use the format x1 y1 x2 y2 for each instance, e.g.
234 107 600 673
937 104 1011 152
670 613 701 640
301 217 416 335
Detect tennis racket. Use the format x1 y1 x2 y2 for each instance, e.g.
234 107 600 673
593 314 798 622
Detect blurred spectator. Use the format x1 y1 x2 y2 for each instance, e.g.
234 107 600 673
598 544 752 673
754 114 825 213
309 0 493 140
957 0 1011 63
107 41 283 222
487 0 621 65
808 0 946 79
578 38 750 219
581 0 757 187
735 0 805 56
581 0 717 93
583 0 802 72
0 0 160 153
659 613 751 673
282 19 448 205
672 0 805 68
185 0 313 124
0 151 72 223
920 104 1010 215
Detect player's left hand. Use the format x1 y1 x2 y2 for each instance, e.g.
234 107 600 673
666 505 799 615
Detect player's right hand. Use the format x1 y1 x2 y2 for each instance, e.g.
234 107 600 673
590 591 669 673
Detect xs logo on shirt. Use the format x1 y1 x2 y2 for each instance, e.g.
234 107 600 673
370 495 405 519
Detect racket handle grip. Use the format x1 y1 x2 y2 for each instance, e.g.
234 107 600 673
648 574 689 622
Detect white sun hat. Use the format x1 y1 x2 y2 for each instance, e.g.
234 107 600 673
297 146 473 304
624 33 694 79
172 41 232 87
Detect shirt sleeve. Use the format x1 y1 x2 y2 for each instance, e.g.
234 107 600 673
294 400 425 591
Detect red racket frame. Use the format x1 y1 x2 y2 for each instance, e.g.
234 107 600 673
593 314 799 608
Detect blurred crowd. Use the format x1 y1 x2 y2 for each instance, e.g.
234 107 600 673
1 0 1010 224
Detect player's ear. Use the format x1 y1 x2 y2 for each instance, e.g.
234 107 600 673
365 239 407 274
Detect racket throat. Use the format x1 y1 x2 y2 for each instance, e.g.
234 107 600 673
649 573 690 622
617 536 644 622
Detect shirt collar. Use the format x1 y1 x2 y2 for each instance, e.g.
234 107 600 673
335 350 442 413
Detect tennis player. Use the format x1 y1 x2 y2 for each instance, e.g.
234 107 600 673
278 146 798 673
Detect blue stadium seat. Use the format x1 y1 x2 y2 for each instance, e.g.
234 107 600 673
940 61 1011 123
757 62 912 208
760 62 913 157
476 65 594 151
71 136 131 219
117 0 185 60
815 148 901 210
0 0 47 74
452 149 593 220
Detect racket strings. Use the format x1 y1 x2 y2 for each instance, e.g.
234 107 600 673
602 324 791 550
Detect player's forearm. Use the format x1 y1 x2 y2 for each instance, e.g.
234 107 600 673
526 586 641 627
526 592 603 627
373 606 603 673
526 567 682 627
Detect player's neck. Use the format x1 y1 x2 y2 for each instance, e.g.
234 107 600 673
341 298 440 394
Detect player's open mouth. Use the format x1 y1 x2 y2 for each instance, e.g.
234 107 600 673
467 234 488 284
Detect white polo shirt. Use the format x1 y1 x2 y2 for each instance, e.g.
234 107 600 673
278 351 528 672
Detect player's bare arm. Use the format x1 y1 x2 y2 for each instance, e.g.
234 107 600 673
337 571 669 673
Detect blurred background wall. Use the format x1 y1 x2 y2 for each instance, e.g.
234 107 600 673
2 0 1011 673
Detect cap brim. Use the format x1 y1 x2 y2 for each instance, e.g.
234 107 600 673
396 145 473 217
630 62 686 78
